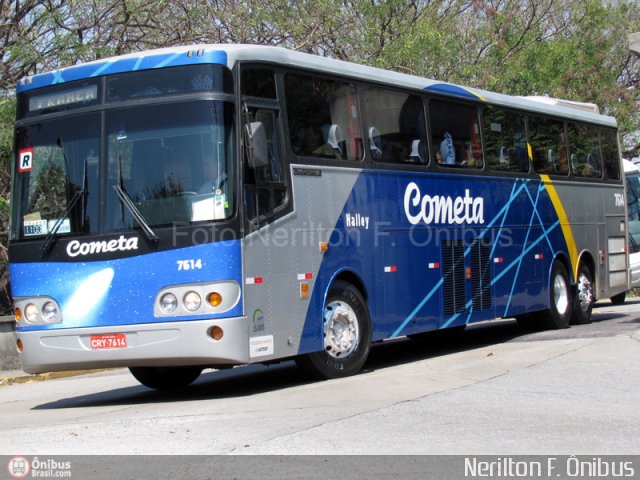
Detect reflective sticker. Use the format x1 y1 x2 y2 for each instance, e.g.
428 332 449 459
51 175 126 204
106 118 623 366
18 148 34 172
249 335 274 358
24 220 48 237
48 218 71 234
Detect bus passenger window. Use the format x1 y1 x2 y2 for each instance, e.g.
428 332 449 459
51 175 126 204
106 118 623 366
284 73 362 162
361 86 427 164
567 122 602 179
601 128 621 181
482 108 528 173
529 116 567 175
429 99 482 169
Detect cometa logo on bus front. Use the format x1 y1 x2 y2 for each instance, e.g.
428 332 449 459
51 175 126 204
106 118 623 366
404 182 485 226
66 236 139 257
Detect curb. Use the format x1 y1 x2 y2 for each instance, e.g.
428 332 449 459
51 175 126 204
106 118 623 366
0 369 115 387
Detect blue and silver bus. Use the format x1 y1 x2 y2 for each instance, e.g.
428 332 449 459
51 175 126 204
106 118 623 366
9 45 628 389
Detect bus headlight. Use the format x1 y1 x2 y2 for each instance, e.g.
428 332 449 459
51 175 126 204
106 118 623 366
42 302 59 323
13 297 63 325
24 303 39 323
154 281 240 317
159 293 178 314
183 291 202 312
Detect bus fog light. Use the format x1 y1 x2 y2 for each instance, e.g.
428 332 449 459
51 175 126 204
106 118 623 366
209 326 224 341
207 292 222 307
42 302 59 322
183 291 201 312
25 303 39 323
160 293 178 314
17 339 23 353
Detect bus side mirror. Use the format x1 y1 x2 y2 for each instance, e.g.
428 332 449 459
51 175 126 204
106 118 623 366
245 121 268 169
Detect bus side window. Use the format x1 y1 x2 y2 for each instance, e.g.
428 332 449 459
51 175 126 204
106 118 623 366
429 99 482 169
244 107 286 221
361 86 427 165
284 72 362 162
482 108 528 173
601 128 621 181
529 116 567 176
567 122 602 179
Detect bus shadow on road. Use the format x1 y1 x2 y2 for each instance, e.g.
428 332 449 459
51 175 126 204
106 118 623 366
32 314 632 410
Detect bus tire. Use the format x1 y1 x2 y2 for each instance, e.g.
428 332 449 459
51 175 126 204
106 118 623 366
295 280 371 379
571 264 594 325
129 366 202 390
542 261 572 329
610 291 626 305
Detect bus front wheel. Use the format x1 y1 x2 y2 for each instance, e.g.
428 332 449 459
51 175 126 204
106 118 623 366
295 280 371 379
129 366 202 390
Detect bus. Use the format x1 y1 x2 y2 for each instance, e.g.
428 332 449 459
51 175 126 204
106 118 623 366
9 45 628 389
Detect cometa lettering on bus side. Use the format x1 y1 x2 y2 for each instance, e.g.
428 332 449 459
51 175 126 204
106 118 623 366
404 182 484 226
66 236 139 257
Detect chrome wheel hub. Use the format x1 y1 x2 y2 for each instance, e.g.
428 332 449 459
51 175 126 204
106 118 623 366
554 273 569 315
577 273 593 312
323 301 359 358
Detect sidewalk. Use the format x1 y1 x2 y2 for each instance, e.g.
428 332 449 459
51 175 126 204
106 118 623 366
0 368 113 386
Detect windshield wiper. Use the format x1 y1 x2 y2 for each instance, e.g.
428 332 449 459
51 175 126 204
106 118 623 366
40 157 88 256
113 155 159 242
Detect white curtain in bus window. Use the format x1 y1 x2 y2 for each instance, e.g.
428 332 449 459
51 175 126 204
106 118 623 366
566 122 602 179
429 99 482 168
361 86 427 165
529 116 568 176
284 73 363 161
482 108 528 173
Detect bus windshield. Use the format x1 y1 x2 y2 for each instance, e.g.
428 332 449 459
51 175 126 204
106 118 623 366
11 100 235 241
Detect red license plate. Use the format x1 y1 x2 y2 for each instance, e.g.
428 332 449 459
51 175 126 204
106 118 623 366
90 333 127 350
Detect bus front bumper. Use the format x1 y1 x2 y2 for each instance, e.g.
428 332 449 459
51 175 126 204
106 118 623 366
17 316 249 374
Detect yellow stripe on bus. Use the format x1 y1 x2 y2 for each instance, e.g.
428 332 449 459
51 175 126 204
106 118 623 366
539 174 579 278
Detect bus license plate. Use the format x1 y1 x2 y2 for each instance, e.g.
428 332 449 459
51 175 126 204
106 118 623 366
90 333 127 350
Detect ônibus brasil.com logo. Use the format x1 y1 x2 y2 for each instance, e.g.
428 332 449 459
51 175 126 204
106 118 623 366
7 456 72 478
7 457 30 478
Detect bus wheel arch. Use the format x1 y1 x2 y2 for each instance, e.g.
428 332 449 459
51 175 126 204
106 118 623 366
571 252 596 325
295 277 372 379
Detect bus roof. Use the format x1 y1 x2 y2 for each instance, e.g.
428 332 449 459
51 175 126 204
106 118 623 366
17 44 617 128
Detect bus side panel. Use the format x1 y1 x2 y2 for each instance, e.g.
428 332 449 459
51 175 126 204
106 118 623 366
299 172 584 347
242 165 365 361
542 179 627 298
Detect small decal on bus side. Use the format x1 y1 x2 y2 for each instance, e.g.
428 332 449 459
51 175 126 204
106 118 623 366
177 259 203 271
293 167 321 177
249 335 274 358
614 193 624 207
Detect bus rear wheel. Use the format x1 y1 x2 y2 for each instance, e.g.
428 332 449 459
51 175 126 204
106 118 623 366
129 366 202 390
295 280 371 379
541 261 572 329
571 264 594 325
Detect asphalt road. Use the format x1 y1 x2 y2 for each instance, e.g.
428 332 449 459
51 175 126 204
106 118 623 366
0 301 639 456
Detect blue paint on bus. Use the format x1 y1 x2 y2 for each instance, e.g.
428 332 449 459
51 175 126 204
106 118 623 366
17 50 228 93
12 240 242 331
298 171 570 354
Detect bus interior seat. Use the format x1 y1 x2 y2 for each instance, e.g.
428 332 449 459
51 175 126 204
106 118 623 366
409 139 426 163
499 146 509 166
322 124 345 158
368 127 382 161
